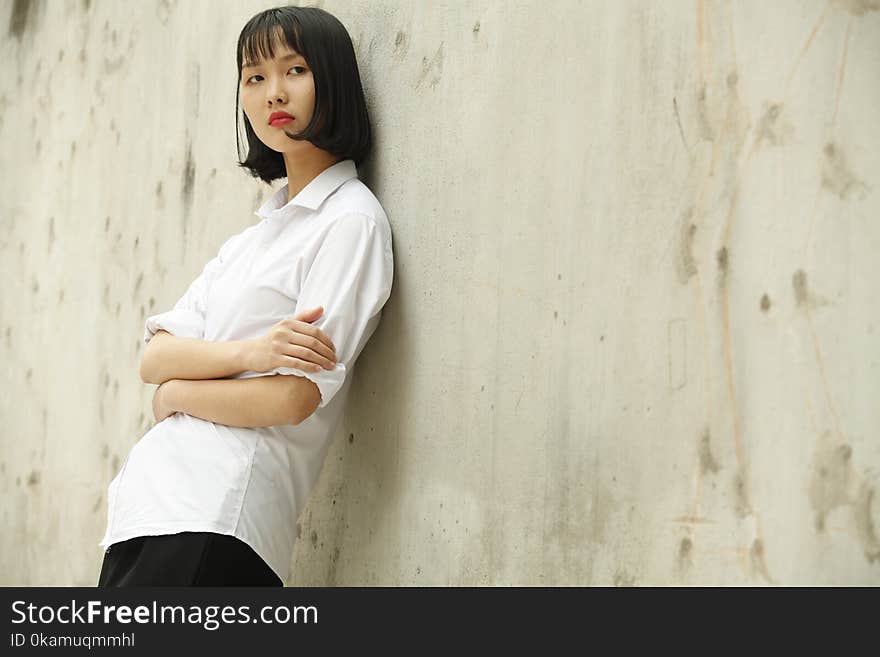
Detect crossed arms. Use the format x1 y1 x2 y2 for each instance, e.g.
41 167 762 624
140 331 321 428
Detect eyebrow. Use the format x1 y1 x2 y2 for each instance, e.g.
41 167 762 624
242 53 303 70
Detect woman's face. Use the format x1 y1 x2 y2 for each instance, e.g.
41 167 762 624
238 33 316 153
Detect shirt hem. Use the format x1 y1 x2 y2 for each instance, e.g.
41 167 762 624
98 521 232 551
99 521 287 585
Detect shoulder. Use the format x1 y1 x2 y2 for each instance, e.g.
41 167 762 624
323 178 391 241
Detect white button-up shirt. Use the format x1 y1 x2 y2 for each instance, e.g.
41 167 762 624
98 159 393 583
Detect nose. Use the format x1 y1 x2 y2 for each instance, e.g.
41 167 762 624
266 78 288 105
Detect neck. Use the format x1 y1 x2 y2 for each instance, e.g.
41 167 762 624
282 147 343 203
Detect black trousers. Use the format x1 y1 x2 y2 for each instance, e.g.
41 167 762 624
97 531 283 587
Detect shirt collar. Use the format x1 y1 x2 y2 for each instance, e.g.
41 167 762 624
254 158 358 219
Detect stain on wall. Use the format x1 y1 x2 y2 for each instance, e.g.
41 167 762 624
853 482 880 563
8 0 35 40
822 142 868 201
699 429 721 475
809 440 852 531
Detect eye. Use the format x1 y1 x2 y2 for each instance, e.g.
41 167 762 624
244 66 305 84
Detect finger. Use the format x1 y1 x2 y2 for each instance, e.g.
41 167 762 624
286 327 336 361
285 344 336 370
286 314 335 354
291 306 322 321
284 318 334 354
282 356 324 373
317 329 336 355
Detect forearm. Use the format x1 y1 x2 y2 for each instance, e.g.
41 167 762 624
162 376 298 428
140 331 251 384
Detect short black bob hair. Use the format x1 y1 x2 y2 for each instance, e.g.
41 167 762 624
235 6 372 184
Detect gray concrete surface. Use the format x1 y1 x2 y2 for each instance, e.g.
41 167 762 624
1 0 878 585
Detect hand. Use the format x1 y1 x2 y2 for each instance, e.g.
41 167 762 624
244 306 338 374
152 380 178 423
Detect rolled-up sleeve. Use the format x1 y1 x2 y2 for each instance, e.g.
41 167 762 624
271 213 393 408
143 234 238 344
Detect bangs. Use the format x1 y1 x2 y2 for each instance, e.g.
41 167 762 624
238 14 306 70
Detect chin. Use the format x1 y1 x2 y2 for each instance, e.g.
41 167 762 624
264 136 295 152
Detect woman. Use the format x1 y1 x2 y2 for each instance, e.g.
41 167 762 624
97 6 393 587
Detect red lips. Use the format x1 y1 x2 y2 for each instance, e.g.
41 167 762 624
268 111 294 124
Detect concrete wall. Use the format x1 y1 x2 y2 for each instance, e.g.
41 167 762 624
1 0 878 585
